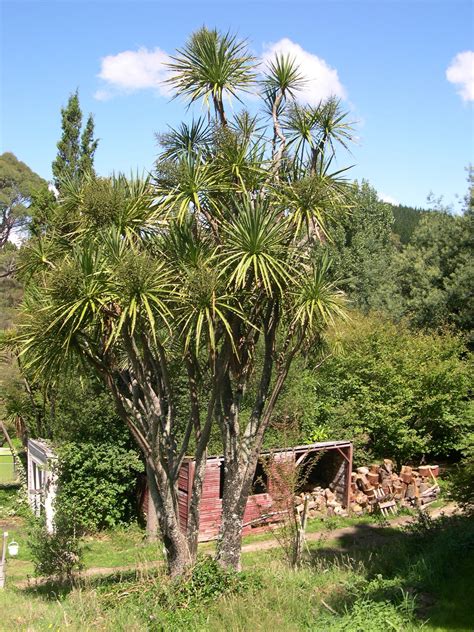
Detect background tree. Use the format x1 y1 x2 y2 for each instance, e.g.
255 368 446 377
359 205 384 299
394 176 473 342
52 91 99 189
391 203 428 245
319 180 399 313
304 313 472 467
0 152 45 246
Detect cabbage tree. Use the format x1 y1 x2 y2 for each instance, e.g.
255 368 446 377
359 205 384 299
11 27 354 575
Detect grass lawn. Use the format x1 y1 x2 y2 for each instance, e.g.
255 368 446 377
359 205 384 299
0 508 472 631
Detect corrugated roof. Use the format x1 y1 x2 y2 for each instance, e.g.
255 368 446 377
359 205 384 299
28 439 56 461
186 440 352 462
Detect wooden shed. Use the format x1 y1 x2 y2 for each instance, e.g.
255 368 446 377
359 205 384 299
178 440 353 542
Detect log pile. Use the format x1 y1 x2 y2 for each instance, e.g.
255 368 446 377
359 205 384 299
294 486 348 518
350 460 440 515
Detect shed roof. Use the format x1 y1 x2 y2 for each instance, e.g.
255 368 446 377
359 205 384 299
28 439 56 463
186 440 352 463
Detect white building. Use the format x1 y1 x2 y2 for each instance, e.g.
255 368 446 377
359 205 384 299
27 439 57 533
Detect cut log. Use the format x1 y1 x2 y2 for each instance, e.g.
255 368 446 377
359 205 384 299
421 484 439 497
367 472 380 486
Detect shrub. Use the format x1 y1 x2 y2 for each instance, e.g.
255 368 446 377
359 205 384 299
55 440 143 531
170 555 261 606
302 314 472 466
97 555 262 630
0 486 30 519
29 511 84 581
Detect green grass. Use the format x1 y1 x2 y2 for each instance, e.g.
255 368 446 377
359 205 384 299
1 522 165 583
82 526 164 568
0 488 18 518
0 448 16 484
0 510 472 631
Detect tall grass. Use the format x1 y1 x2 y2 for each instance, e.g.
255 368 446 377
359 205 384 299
0 512 472 631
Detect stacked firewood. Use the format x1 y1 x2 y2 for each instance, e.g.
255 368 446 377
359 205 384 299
294 486 348 518
350 460 440 515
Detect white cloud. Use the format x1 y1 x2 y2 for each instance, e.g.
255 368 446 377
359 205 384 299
94 89 112 102
446 51 474 102
379 193 399 206
261 38 346 104
95 47 172 99
94 38 347 105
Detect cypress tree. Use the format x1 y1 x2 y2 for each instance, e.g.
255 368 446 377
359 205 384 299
52 91 98 189
79 114 99 178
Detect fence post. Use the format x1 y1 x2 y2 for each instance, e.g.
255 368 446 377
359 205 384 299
0 531 8 589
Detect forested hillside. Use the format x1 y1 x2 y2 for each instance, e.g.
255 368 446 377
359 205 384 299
391 203 428 244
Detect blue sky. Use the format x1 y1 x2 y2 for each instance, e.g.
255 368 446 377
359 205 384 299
1 0 473 209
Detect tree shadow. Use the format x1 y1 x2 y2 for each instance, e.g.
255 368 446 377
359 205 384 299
19 567 162 601
305 513 474 630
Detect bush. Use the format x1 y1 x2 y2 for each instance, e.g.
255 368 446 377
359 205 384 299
48 382 145 531
56 440 143 531
97 555 262 630
29 511 84 581
302 314 472 466
0 486 29 519
172 555 261 605
318 597 417 632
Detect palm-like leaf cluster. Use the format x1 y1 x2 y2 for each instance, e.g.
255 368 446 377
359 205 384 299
15 28 357 386
166 28 257 125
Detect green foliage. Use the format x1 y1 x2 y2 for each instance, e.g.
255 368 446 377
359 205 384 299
56 440 143 531
394 176 473 340
0 152 45 245
391 203 427 244
52 91 98 189
29 511 84 581
79 114 99 177
171 555 261 605
166 27 257 124
448 431 474 513
318 596 416 631
300 314 472 465
319 180 398 314
49 380 144 531
266 355 330 445
28 185 58 236
0 244 22 331
0 487 25 519
96 556 261 630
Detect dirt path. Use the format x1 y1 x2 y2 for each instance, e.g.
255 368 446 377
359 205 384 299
13 503 458 588
241 502 458 553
